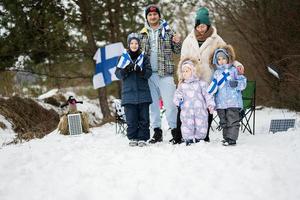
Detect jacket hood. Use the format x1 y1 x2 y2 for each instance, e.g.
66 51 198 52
141 19 164 34
177 58 202 82
209 44 236 67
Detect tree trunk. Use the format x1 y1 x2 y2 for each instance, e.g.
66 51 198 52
107 0 122 98
77 0 113 122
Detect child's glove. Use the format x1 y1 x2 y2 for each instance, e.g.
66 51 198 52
135 65 145 76
124 64 134 73
229 80 238 88
134 65 140 71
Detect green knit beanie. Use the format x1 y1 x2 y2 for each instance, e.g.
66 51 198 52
195 7 211 27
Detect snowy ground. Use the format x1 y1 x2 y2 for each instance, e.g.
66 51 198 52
0 107 300 200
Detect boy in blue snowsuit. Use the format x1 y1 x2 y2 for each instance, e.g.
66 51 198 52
115 33 152 147
208 45 247 146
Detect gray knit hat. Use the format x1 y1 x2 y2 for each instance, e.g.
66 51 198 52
127 32 140 47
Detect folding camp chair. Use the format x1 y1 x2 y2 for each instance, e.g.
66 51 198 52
112 99 127 135
240 80 256 135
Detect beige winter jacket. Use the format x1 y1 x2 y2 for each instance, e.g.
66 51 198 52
181 26 242 83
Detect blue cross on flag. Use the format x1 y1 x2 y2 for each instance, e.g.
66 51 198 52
161 20 170 40
93 42 124 89
207 69 231 94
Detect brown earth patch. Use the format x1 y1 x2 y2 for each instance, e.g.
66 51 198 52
44 94 66 107
0 121 6 129
0 96 59 142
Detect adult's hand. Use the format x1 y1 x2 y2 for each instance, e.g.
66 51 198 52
237 65 244 75
172 33 181 43
208 105 214 114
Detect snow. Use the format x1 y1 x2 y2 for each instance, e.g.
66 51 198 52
0 107 300 200
37 90 103 125
0 115 15 145
37 88 59 100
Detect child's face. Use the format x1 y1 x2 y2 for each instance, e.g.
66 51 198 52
129 39 139 52
182 66 192 80
217 56 228 65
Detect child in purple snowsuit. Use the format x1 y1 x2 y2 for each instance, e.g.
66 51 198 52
173 59 215 145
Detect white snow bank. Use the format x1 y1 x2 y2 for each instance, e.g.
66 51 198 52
0 114 16 145
37 89 103 125
0 107 299 200
37 88 59 100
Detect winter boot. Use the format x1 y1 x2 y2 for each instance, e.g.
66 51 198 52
204 136 210 142
169 128 182 144
223 139 236 146
129 140 138 147
185 139 194 146
138 141 147 147
149 128 163 144
195 138 201 143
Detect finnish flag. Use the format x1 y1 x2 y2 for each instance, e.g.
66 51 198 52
207 69 231 94
93 42 124 89
135 51 144 70
117 50 145 70
217 69 231 89
161 20 170 40
207 79 218 94
117 50 132 69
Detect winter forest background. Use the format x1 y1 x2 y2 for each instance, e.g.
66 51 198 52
1 0 300 112
1 1 300 199
0 0 300 140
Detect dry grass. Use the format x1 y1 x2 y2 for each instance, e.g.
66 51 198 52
0 96 59 142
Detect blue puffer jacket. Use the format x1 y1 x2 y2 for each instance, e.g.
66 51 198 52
214 65 247 109
115 51 152 106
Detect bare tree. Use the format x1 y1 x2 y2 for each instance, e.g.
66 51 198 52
205 0 300 110
75 0 113 122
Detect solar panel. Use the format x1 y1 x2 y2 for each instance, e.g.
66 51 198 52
269 119 296 133
68 114 82 135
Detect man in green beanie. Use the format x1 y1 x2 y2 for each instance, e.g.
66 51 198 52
180 7 245 143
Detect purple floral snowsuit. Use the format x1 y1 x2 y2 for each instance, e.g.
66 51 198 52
173 78 215 140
